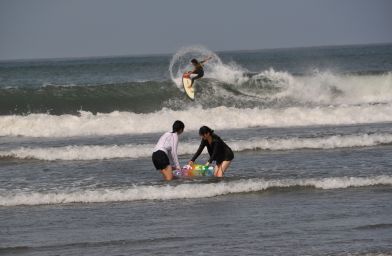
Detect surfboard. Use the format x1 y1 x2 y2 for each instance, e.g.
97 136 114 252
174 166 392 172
173 164 214 178
182 73 195 100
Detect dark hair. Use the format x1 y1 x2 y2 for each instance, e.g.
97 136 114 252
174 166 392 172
172 120 185 133
191 58 199 64
199 126 214 136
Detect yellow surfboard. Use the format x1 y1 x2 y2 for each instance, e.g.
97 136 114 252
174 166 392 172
182 73 195 100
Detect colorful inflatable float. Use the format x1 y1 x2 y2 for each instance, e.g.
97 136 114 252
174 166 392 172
173 164 214 178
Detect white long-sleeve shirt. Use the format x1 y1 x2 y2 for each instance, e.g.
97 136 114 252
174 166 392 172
153 132 180 169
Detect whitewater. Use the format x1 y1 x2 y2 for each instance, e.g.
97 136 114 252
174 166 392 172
2 133 392 161
1 175 391 206
2 103 392 137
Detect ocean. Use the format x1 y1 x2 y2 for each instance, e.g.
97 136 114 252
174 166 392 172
0 44 391 255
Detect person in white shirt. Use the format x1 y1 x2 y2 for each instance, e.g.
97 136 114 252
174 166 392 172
152 120 185 180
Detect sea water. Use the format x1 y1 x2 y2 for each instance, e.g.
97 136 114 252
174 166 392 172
0 44 392 255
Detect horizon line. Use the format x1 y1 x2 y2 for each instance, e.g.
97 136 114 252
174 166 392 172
1 41 391 63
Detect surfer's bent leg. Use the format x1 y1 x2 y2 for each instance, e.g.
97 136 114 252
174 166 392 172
191 70 204 85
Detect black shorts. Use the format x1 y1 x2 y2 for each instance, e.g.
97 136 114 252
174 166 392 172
152 150 170 170
191 70 204 82
215 148 234 165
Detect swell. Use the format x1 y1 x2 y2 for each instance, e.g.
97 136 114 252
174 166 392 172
1 175 391 206
0 71 391 115
0 81 180 115
355 223 392 230
0 236 196 253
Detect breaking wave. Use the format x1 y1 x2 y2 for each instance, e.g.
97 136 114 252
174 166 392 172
2 104 392 137
2 133 392 160
1 175 391 206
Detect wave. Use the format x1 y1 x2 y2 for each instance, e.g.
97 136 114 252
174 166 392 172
2 133 392 161
169 45 392 106
2 104 392 137
2 72 391 113
0 81 180 115
0 144 153 161
1 175 391 206
259 70 392 106
1 46 391 115
355 223 392 230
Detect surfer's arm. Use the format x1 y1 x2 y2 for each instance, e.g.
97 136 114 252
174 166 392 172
200 56 212 64
190 140 206 162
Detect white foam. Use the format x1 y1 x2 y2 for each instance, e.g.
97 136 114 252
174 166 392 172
0 144 153 161
1 175 391 206
272 71 392 105
170 46 392 106
223 69 392 106
2 104 392 137
229 133 392 151
2 133 392 161
170 45 265 87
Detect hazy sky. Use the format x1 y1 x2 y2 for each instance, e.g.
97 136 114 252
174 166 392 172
0 0 391 60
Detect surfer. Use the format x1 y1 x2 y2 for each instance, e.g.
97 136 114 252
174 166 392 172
187 56 212 87
188 126 234 177
152 120 185 181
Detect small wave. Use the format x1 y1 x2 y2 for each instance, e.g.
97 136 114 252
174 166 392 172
0 236 194 253
343 253 392 256
0 144 153 161
355 223 392 230
1 175 391 206
2 133 392 161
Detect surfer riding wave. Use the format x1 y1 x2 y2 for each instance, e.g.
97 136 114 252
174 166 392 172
186 56 212 87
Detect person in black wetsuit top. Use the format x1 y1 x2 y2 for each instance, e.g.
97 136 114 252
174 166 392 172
189 126 234 177
187 56 212 87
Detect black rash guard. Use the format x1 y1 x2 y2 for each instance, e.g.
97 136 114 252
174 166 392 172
191 63 204 82
191 134 234 165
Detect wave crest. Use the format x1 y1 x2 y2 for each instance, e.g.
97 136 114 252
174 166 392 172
2 133 392 161
2 104 392 137
1 176 391 206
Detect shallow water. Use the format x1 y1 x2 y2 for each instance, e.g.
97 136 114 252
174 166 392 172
1 44 392 255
